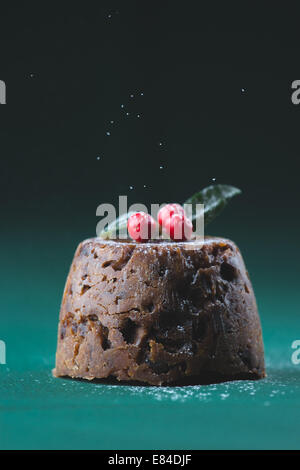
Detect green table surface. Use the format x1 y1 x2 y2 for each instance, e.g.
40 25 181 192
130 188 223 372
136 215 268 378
1 311 299 450
1 234 300 450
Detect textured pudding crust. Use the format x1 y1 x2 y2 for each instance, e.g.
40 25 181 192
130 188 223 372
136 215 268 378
53 237 265 385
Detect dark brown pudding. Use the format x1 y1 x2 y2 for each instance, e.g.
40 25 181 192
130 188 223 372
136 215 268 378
53 237 265 385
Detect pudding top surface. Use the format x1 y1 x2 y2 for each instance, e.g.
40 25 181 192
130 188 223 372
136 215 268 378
81 235 235 250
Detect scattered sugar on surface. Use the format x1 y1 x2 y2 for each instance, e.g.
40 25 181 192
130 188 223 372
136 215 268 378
2 363 299 409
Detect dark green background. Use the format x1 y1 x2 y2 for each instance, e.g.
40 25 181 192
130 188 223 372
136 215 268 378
1 1 300 450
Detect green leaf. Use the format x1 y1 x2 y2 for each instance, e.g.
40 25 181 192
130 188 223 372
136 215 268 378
100 184 241 239
99 212 135 239
184 184 241 227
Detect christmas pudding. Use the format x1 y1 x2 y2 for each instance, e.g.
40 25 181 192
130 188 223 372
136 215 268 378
53 185 265 385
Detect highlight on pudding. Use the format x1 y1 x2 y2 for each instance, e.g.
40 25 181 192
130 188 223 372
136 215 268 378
53 184 265 386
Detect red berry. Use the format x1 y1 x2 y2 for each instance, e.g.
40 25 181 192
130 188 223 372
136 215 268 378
127 212 157 242
163 213 193 241
158 203 185 227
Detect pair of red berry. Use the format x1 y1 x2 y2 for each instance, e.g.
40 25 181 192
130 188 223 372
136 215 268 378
127 203 193 242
